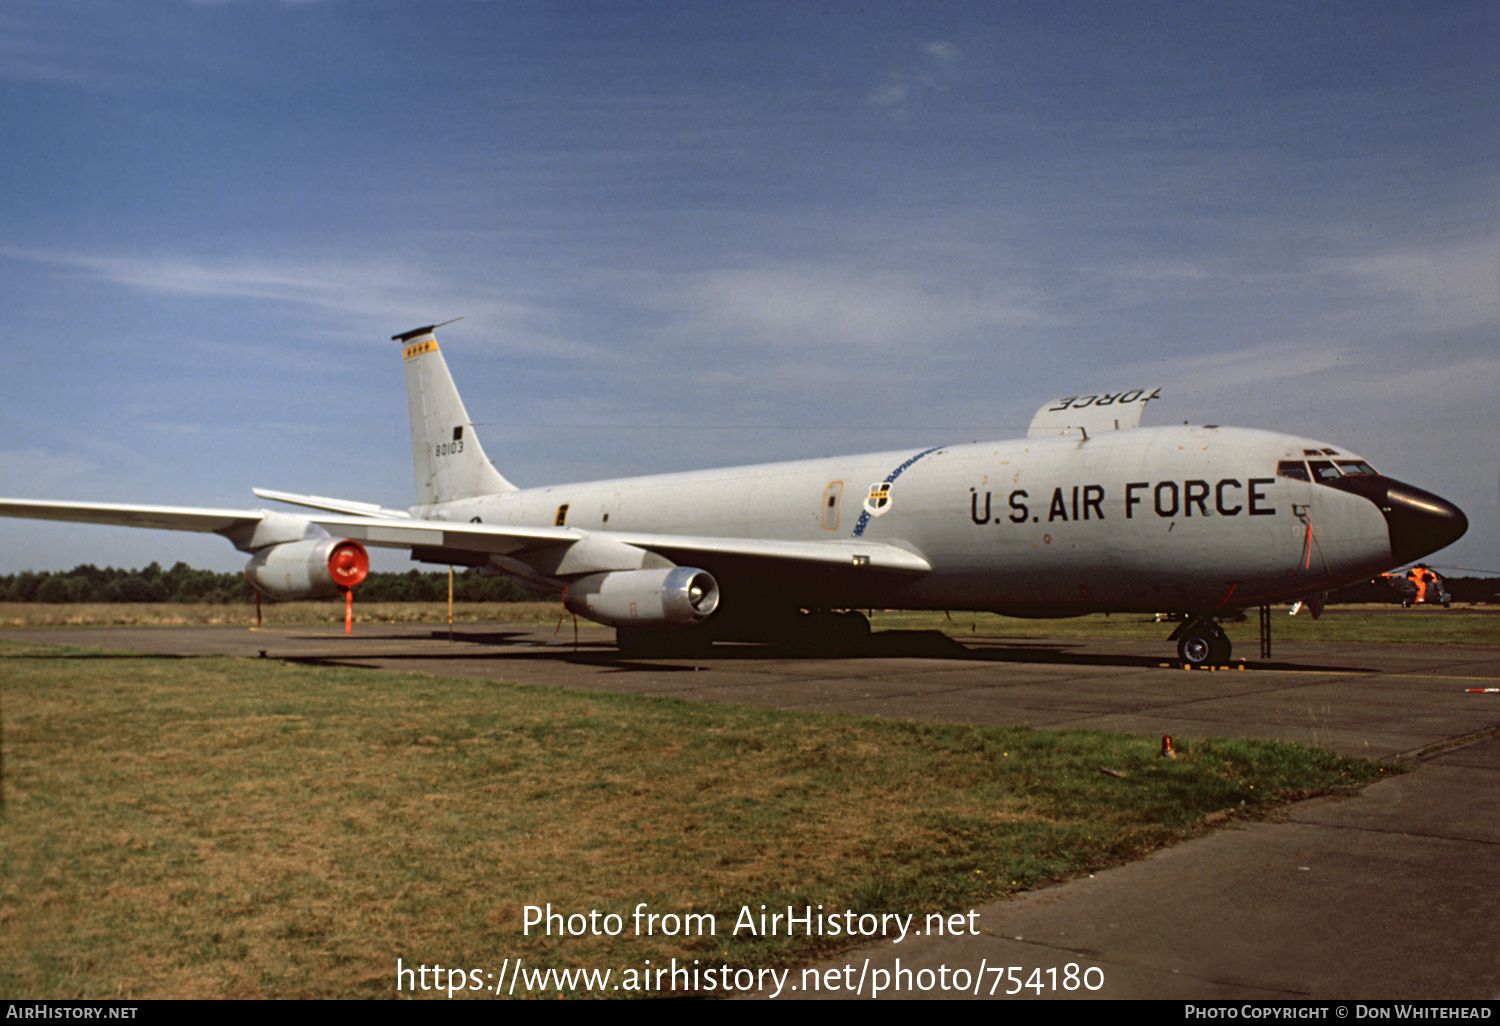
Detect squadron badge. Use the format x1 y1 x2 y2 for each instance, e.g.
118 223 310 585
863 482 893 517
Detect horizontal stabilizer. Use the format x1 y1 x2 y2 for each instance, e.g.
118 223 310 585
1027 388 1160 439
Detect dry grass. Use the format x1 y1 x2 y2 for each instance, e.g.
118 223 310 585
0 600 566 629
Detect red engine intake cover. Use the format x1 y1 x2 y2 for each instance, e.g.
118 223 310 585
328 541 370 589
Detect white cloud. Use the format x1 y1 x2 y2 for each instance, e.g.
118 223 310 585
1320 238 1500 332
923 41 963 65
0 448 97 494
868 80 913 110
1119 340 1352 393
32 250 433 305
1355 355 1500 407
0 246 600 357
3 245 436 307
1103 259 1214 283
0 51 78 85
0 23 92 85
678 263 1057 350
868 39 964 113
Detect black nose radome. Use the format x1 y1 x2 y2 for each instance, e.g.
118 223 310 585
1325 476 1469 565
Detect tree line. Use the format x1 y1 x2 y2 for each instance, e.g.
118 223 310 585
0 562 1493 606
0 562 535 604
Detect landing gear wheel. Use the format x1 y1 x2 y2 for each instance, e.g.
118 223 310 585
1178 632 1212 666
1177 623 1231 667
1210 630 1232 665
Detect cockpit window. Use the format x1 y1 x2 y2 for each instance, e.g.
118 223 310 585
1282 454 1380 484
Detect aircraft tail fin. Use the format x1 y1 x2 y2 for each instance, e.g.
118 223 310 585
395 325 517 505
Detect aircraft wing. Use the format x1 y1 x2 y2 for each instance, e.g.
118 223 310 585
0 498 931 578
305 516 932 575
619 532 929 571
0 498 267 537
0 497 583 558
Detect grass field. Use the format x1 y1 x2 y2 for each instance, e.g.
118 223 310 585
0 600 569 629
0 635 1397 999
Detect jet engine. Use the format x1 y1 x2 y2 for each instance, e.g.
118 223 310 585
244 537 370 601
563 567 719 629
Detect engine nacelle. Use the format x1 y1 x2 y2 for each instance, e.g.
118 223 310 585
563 567 720 629
244 537 370 601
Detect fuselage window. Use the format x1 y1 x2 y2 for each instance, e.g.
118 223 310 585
554 503 569 526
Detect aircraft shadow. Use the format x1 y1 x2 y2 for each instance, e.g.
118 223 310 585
276 628 1372 675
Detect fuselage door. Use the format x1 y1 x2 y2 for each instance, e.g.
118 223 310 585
821 482 844 530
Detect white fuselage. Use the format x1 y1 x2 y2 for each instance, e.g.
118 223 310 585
416 425 1393 616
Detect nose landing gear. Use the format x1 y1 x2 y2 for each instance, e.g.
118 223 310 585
1170 617 1232 667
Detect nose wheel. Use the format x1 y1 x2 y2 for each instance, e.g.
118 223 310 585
1173 618 1232 667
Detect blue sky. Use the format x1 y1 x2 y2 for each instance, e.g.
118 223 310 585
1 0 1496 577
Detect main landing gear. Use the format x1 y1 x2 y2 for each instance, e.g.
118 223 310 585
1170 616 1232 667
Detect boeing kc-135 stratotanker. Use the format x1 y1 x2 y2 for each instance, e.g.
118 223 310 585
0 325 1468 665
